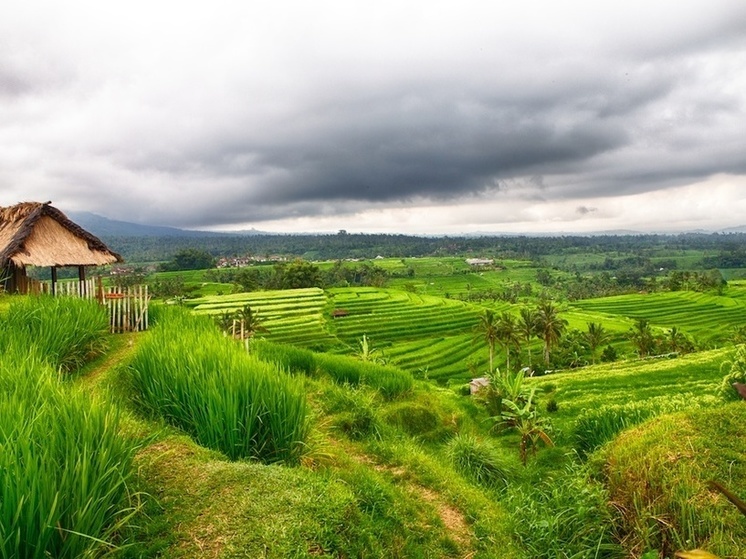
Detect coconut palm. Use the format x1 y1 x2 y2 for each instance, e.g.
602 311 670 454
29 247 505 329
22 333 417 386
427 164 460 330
496 311 520 372
235 305 269 351
584 322 610 364
518 306 539 369
475 309 499 373
536 300 567 366
628 318 655 358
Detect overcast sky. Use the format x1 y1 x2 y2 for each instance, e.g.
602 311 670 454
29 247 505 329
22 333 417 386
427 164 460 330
1 1 745 234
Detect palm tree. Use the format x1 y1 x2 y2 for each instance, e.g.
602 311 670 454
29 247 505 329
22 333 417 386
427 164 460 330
536 301 567 366
584 322 609 364
628 318 655 358
496 311 520 372
475 309 499 373
236 305 269 351
667 326 684 354
518 306 539 369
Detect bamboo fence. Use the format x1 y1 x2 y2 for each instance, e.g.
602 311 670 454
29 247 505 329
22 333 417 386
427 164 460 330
31 278 150 333
104 285 150 333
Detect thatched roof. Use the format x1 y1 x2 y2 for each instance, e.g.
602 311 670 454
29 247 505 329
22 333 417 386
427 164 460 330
0 202 123 268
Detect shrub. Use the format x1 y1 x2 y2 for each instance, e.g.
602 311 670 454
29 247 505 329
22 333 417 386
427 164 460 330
128 309 309 464
718 345 746 400
327 388 382 440
574 394 718 455
446 434 511 489
545 398 559 413
383 400 459 443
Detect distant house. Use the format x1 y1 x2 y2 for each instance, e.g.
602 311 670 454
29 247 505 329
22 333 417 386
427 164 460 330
0 201 123 294
465 258 494 267
469 377 490 395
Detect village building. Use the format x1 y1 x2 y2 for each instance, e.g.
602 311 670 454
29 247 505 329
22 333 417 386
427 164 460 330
0 201 123 295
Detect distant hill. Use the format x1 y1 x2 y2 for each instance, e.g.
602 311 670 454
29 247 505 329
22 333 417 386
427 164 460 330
67 211 265 238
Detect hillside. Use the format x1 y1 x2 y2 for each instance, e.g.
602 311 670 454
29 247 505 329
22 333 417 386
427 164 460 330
3 268 746 558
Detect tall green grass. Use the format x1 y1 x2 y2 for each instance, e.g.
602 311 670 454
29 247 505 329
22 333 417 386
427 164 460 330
446 434 512 489
574 394 718 455
314 352 414 398
128 308 310 464
507 464 624 559
253 340 317 376
0 336 137 558
1 295 108 372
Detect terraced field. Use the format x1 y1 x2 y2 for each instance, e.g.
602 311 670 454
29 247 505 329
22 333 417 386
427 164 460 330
328 288 487 343
189 288 340 349
573 287 746 344
327 287 505 382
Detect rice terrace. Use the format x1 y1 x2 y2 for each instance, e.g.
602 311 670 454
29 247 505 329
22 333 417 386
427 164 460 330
3 208 746 558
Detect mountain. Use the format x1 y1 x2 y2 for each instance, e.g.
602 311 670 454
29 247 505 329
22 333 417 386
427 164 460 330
66 211 266 237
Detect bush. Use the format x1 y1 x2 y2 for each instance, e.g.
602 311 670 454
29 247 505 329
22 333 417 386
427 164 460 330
446 434 512 489
325 388 382 440
128 308 309 464
718 345 746 400
574 394 718 455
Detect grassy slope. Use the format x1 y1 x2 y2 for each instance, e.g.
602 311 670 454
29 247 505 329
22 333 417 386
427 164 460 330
85 331 521 559
40 278 746 558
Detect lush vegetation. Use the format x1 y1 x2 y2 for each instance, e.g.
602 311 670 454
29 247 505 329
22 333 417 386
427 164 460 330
7 230 746 558
0 297 138 558
128 308 310 464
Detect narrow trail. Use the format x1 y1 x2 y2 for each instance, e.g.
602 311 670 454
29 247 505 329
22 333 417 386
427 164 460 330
75 332 140 391
332 438 476 557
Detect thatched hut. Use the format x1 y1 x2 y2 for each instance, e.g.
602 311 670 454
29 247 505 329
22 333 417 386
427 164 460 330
0 201 123 295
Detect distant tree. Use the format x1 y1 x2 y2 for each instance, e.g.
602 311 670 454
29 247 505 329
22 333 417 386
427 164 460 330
161 248 215 271
518 307 540 369
536 301 568 365
475 310 499 373
235 305 269 352
628 318 655 358
496 312 521 372
584 322 610 364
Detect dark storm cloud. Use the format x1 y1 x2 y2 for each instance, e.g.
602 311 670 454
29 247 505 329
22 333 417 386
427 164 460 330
1 1 746 231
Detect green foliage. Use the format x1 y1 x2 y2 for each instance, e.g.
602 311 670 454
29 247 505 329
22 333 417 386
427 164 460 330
575 395 720 456
128 308 309 464
382 396 461 443
446 434 512 489
315 352 413 398
507 464 624 559
501 387 554 466
602 404 746 558
2 295 108 372
320 384 382 440
718 344 746 400
159 248 215 271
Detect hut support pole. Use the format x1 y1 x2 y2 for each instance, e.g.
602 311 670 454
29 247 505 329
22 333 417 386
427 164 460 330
51 266 58 296
78 265 86 297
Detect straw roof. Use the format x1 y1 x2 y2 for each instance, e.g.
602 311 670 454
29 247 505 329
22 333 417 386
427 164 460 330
0 201 123 268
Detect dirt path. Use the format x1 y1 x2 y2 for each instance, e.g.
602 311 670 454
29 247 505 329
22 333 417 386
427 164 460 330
335 438 476 557
75 332 140 391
